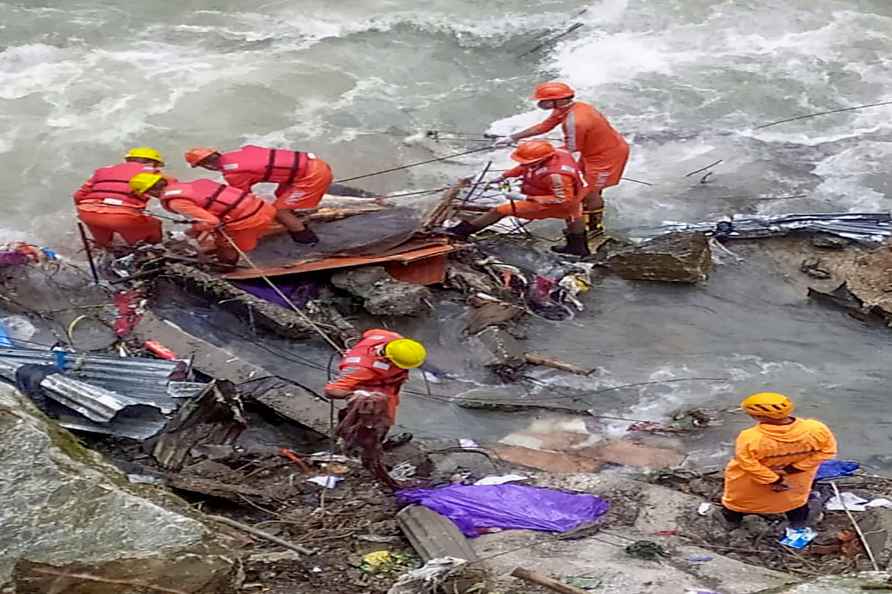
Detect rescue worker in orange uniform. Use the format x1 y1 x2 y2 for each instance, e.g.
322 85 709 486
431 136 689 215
184 145 333 245
129 173 277 266
495 82 629 242
444 140 591 256
721 392 837 530
325 329 426 488
73 147 166 248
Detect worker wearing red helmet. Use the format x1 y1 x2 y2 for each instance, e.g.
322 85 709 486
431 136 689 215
495 82 629 242
445 140 590 256
184 145 333 245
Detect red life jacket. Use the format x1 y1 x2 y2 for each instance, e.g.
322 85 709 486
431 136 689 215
75 162 159 209
520 149 585 202
338 329 409 398
160 179 266 224
219 145 309 188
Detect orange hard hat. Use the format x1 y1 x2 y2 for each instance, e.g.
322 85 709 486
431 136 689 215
531 81 575 101
185 147 219 167
511 140 556 164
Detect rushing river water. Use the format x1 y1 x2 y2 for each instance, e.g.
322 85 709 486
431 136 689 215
4 0 892 466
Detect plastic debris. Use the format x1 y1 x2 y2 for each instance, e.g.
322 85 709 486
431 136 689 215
360 550 414 575
474 474 527 486
458 438 479 449
389 462 417 481
0 316 37 346
310 452 351 464
697 502 713 516
687 554 714 563
815 460 860 481
307 476 343 489
397 484 609 538
780 526 817 549
826 492 892 512
387 557 467 594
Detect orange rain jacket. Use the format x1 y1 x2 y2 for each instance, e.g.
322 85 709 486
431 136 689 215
722 418 837 514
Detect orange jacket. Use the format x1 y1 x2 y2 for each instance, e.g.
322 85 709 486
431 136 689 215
527 101 626 161
722 418 837 514
502 150 582 205
74 161 160 210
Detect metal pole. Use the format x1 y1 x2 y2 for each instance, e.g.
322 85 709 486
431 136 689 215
76 223 100 285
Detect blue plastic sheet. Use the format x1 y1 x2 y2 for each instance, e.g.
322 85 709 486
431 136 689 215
815 460 860 481
397 484 609 538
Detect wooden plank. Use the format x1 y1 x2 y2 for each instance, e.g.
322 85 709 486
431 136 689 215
386 255 448 285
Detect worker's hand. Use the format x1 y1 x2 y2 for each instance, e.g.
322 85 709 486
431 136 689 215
770 479 791 492
193 222 215 233
492 136 514 148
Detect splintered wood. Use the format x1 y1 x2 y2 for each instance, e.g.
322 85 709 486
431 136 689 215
421 181 470 229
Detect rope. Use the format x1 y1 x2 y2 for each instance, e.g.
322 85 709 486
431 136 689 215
754 99 892 130
334 146 497 184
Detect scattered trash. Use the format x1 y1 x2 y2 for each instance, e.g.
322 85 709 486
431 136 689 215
389 462 418 481
387 557 468 594
0 316 36 346
624 540 669 560
815 460 861 481
780 526 817 550
826 492 892 512
360 550 414 575
310 452 352 464
459 439 479 449
687 554 714 563
308 476 343 489
143 339 178 360
473 474 527 486
127 474 163 485
399 484 609 538
698 502 714 516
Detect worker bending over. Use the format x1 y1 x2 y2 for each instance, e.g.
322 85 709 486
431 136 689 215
129 173 276 265
496 82 629 241
446 140 590 256
325 329 426 488
185 145 333 245
73 147 166 248
721 392 837 531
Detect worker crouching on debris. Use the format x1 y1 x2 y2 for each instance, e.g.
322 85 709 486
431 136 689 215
445 140 591 256
721 392 837 530
129 173 277 265
73 147 166 248
185 145 333 246
325 329 426 488
494 82 629 242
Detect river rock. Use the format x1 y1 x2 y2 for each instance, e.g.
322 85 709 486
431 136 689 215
331 266 432 316
0 385 242 593
598 232 712 283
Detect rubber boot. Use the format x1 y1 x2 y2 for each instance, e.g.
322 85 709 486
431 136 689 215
443 220 482 239
585 210 605 241
551 231 591 257
290 227 319 245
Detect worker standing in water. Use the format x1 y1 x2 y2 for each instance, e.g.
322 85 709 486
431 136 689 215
720 392 837 534
325 329 426 488
495 82 629 242
128 173 276 265
184 145 332 246
445 140 590 256
73 147 166 248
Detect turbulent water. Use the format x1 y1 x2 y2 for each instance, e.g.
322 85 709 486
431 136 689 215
5 1 892 465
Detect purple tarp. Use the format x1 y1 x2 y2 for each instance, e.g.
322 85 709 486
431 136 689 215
397 484 610 538
234 278 320 309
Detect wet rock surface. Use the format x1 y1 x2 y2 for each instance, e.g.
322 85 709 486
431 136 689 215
597 232 712 283
331 266 432 317
0 385 242 593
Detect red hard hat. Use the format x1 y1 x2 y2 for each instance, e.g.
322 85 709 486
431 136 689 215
531 81 575 101
511 140 556 164
185 147 219 167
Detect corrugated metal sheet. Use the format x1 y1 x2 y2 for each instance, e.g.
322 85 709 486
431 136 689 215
39 374 139 423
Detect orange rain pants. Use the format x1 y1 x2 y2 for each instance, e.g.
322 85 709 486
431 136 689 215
76 205 163 247
273 158 334 211
722 418 837 514
494 198 582 221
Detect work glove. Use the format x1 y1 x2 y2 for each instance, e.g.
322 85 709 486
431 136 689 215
492 136 515 148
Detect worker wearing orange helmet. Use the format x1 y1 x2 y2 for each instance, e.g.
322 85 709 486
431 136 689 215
720 392 837 531
73 147 167 248
184 145 332 245
444 140 590 256
495 82 629 242
129 173 276 265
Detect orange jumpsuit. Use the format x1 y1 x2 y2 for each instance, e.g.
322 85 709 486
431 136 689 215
165 198 276 253
527 101 629 195
494 167 580 220
273 158 333 211
73 163 163 247
722 418 837 514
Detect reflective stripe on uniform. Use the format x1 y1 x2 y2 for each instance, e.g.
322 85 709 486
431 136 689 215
372 361 392 370
564 109 577 152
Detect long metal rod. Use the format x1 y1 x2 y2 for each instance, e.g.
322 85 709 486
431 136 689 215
76 222 100 285
830 481 880 571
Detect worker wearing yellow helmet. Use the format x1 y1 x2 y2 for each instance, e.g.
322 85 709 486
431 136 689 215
720 392 837 531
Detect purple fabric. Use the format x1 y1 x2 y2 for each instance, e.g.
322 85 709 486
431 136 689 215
0 252 30 267
234 279 320 309
397 484 609 537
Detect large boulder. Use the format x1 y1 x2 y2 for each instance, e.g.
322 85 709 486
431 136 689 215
598 232 712 283
0 385 242 593
331 266 432 316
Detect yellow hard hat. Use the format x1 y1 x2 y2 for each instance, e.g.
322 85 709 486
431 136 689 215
741 392 795 419
384 338 427 369
125 146 164 164
129 172 164 195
